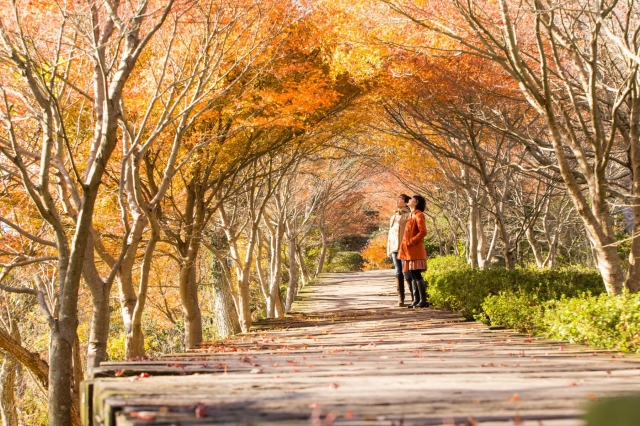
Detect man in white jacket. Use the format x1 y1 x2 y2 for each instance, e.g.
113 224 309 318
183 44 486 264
387 194 412 306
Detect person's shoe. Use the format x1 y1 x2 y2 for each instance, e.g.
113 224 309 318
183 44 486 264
396 276 405 306
407 278 414 304
415 277 429 308
407 299 420 309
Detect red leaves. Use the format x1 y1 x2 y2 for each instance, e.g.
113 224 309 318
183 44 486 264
128 372 150 382
194 403 207 418
129 411 155 421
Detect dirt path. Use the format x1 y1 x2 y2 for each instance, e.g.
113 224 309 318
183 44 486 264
84 270 640 425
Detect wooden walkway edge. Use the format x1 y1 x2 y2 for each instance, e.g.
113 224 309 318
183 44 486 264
81 270 640 425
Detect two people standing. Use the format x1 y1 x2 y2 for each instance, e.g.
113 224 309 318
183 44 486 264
387 194 429 309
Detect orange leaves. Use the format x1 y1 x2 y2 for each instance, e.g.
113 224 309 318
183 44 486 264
361 233 391 270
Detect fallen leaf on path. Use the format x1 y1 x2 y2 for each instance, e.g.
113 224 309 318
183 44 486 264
250 368 262 374
194 403 207 418
508 394 520 402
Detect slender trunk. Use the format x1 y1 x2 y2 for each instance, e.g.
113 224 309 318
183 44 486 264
315 227 328 277
476 202 490 268
213 280 241 338
0 320 19 426
72 337 83 398
467 195 479 268
493 200 516 269
0 354 18 426
117 214 147 359
86 281 110 375
179 253 203 349
483 223 499 267
627 94 640 293
255 250 269 301
266 219 285 319
128 227 159 356
542 232 558 268
49 324 81 426
285 237 298 313
525 227 545 267
296 244 309 288
237 265 252 332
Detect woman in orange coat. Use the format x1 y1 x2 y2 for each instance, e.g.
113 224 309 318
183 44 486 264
398 195 428 309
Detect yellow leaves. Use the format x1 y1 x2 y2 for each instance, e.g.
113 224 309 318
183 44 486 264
330 44 385 82
361 233 391 270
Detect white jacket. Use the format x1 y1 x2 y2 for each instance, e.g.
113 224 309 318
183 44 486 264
387 206 410 255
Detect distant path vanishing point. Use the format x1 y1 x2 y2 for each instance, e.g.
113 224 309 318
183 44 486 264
83 270 640 425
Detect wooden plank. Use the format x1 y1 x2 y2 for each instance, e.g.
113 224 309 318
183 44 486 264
81 270 640 426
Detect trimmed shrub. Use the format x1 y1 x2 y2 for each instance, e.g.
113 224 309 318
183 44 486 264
480 291 545 334
325 251 365 272
425 259 603 320
427 256 639 354
544 293 640 353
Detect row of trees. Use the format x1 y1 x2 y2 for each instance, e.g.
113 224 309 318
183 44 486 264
4 0 640 423
353 0 640 296
0 0 381 424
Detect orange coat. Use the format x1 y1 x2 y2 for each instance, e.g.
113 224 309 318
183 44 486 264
398 210 427 261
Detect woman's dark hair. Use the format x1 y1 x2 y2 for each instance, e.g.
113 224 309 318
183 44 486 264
399 194 411 203
412 195 426 212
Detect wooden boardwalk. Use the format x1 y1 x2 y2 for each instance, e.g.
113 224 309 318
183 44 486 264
82 270 640 425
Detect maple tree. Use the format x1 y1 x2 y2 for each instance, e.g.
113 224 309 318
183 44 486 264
1 0 639 423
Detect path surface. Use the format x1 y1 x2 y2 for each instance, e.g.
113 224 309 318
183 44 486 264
83 270 640 426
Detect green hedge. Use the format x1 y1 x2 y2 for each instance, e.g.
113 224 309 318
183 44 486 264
425 256 604 320
545 293 640 353
425 256 640 354
324 251 364 273
480 291 640 353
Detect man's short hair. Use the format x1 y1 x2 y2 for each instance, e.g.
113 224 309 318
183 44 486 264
399 194 411 203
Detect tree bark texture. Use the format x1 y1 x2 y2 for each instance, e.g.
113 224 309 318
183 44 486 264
213 281 241 338
285 237 298 313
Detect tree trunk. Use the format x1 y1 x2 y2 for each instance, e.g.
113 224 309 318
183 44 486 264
86 281 111 376
179 256 203 349
213 281 241 338
49 323 81 426
0 354 18 426
117 213 147 359
296 244 309 288
627 94 640 293
128 227 159 358
542 233 558 268
525 226 545 267
476 203 490 268
0 319 20 426
467 195 479 268
236 265 253 332
315 227 328 277
285 237 298 313
72 337 83 399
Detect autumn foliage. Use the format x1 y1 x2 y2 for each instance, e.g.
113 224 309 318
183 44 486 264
1 0 640 424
